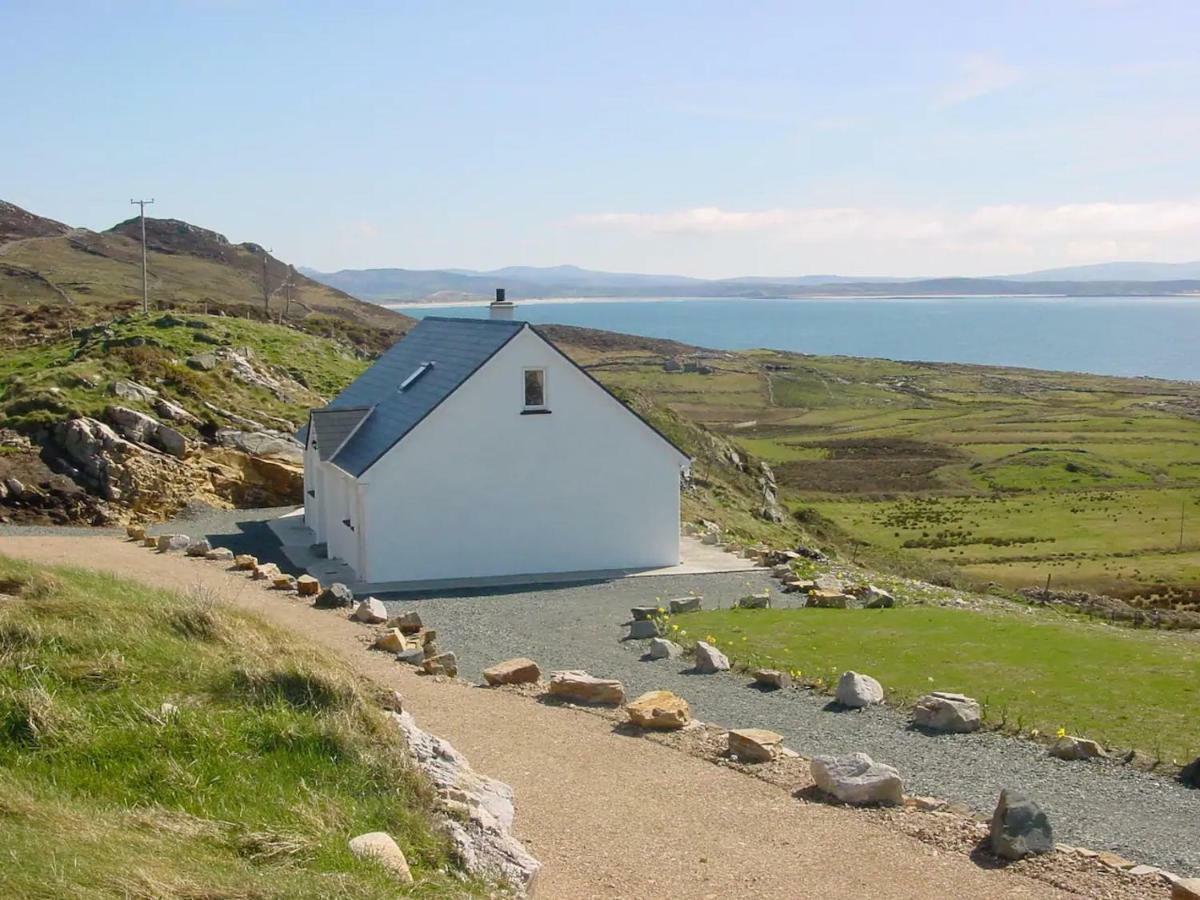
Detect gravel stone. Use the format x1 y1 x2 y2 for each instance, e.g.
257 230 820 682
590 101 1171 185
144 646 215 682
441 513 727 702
383 570 1200 877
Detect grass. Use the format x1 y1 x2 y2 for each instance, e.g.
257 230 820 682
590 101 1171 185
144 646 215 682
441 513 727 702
0 313 370 432
582 343 1200 597
675 605 1200 762
0 555 487 898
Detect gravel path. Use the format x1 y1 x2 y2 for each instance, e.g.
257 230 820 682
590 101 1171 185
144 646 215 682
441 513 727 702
0 536 1072 900
386 572 1200 878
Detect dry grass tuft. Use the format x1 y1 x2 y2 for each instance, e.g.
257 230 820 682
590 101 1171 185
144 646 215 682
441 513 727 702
111 868 269 900
228 664 358 713
0 685 70 746
166 592 229 643
234 829 315 864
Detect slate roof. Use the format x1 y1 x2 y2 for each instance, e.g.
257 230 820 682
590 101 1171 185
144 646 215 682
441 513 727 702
309 406 371 462
312 316 524 477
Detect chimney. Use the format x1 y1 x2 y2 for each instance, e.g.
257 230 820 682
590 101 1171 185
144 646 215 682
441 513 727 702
489 287 515 321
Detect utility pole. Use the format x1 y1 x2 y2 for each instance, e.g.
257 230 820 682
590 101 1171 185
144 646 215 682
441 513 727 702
130 198 155 313
260 248 272 317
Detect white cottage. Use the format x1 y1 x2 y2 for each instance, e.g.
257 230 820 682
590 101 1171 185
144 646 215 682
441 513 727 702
299 294 690 586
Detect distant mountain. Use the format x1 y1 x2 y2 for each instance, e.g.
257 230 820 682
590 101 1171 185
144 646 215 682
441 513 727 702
302 263 1200 304
1002 260 1200 282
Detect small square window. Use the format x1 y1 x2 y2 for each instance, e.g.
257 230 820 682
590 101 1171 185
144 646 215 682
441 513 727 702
523 368 546 408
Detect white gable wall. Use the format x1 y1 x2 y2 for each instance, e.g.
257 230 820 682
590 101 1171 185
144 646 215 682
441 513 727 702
357 327 684 583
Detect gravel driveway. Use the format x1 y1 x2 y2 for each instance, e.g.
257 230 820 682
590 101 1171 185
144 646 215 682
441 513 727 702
383 572 1199 878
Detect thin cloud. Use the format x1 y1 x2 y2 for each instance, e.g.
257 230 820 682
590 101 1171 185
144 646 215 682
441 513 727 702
573 201 1200 267
937 53 1023 107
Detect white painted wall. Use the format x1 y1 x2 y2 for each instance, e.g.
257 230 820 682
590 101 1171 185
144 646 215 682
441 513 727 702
356 327 685 583
321 462 361 574
302 432 324 541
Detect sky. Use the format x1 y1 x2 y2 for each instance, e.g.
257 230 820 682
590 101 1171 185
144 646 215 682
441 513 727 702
3 1 1199 278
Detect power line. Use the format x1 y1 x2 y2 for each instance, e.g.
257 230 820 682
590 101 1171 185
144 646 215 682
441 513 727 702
130 198 155 314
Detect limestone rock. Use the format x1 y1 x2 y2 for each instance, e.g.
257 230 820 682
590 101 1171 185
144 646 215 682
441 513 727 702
990 789 1053 859
752 668 791 690
234 554 258 570
374 629 410 653
296 574 320 596
142 536 158 548
815 573 845 593
735 590 770 609
125 524 145 541
630 606 659 621
836 671 884 708
347 832 413 884
728 728 785 762
626 690 690 730
807 590 858 609
187 351 218 371
1173 878 1200 900
668 595 701 614
811 752 903 805
548 670 625 706
352 597 389 624
1050 735 1106 761
648 638 682 659
396 647 426 665
153 396 201 425
863 585 896 608
913 692 982 733
252 562 281 581
771 564 793 580
110 379 158 402
385 610 422 633
701 531 721 545
482 658 541 686
315 582 354 609
185 538 211 557
392 710 540 890
422 652 458 677
694 641 730 674
205 546 234 561
156 533 191 552
106 405 189 458
627 619 659 639
272 574 295 590
1180 755 1200 788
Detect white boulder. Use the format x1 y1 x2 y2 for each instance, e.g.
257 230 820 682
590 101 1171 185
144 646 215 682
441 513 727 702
835 671 884 708
810 752 903 805
693 641 730 674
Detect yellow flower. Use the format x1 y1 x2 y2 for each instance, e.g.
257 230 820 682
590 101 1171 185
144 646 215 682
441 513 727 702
706 634 716 643
670 623 679 631
657 607 665 615
1055 726 1066 739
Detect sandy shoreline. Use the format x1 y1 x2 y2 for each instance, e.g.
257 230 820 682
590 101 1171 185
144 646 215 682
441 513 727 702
382 293 1090 310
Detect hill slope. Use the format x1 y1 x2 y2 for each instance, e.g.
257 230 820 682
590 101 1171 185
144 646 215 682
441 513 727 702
0 554 487 898
0 201 412 351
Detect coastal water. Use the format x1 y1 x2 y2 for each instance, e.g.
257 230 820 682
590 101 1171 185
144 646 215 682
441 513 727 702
395 295 1200 382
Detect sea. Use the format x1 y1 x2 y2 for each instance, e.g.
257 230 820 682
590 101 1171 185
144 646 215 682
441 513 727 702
391 295 1200 382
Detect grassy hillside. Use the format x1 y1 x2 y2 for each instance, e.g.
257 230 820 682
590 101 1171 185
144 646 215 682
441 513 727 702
573 341 1200 599
0 555 487 898
0 313 370 434
0 203 411 352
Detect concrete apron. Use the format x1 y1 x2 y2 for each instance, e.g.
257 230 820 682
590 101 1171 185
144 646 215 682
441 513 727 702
268 509 766 595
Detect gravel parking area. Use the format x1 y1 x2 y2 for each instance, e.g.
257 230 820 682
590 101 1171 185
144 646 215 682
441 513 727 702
386 572 1199 878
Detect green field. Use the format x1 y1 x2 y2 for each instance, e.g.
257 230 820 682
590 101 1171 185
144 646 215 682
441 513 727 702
0 555 485 898
676 605 1200 762
579 342 1200 599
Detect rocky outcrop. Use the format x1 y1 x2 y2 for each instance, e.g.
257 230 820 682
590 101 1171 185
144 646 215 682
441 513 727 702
105 405 189 458
811 752 903 805
392 710 540 893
